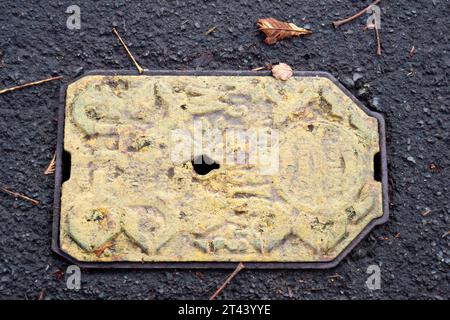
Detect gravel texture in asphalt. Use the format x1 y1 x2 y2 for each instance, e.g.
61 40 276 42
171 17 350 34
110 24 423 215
0 0 449 299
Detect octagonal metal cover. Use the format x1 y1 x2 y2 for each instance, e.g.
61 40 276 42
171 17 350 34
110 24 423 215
52 70 388 268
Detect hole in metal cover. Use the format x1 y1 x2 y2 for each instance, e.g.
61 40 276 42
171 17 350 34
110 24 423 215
192 155 220 175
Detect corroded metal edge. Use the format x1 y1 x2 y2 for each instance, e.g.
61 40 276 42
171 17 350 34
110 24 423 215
52 69 389 269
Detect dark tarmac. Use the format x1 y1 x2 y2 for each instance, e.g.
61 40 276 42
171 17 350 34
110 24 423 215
0 0 448 299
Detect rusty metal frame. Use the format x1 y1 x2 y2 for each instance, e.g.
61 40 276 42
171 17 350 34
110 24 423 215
52 69 389 269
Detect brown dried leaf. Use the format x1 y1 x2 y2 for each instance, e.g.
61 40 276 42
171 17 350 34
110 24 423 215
257 18 312 45
271 63 293 81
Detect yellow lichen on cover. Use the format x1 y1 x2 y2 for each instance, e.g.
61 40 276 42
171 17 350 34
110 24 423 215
60 75 383 262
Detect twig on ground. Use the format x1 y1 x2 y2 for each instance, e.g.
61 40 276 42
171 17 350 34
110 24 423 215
38 288 46 300
112 27 144 74
252 63 273 71
334 0 382 55
205 26 217 35
327 274 343 279
0 187 40 205
0 76 62 95
44 153 56 175
252 66 267 71
363 23 382 55
407 46 416 58
374 24 382 56
421 208 432 217
210 262 245 300
332 0 382 28
442 231 449 239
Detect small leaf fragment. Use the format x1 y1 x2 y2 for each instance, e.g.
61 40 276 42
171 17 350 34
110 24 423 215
257 18 312 45
271 63 293 81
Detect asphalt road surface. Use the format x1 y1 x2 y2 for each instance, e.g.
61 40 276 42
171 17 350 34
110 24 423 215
0 0 449 299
